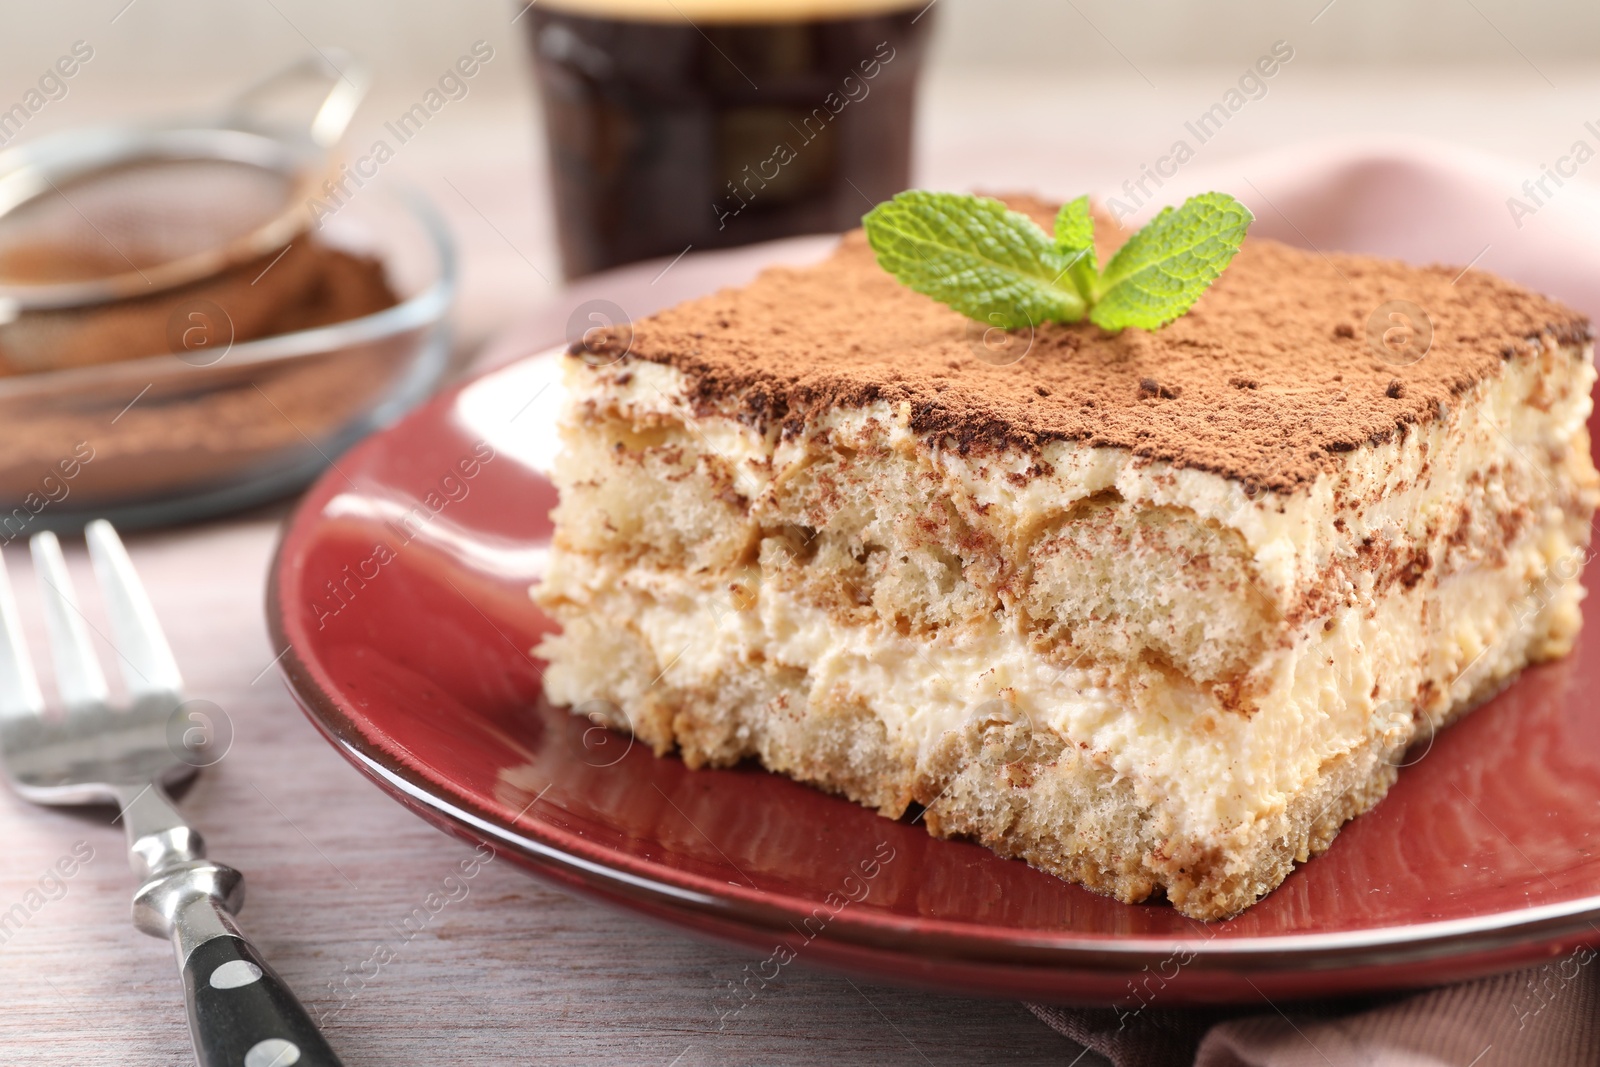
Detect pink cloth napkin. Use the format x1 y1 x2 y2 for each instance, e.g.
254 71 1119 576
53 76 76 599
1028 951 1600 1065
1110 135 1600 320
1023 139 1600 1067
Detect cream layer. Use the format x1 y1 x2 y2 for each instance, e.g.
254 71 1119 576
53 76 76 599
539 524 1582 839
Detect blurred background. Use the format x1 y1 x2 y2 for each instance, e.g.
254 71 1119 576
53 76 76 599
5 0 1595 352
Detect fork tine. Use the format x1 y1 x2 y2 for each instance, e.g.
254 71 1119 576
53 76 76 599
29 531 109 712
0 545 44 723
84 519 182 699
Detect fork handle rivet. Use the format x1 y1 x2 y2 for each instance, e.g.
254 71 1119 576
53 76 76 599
208 959 262 989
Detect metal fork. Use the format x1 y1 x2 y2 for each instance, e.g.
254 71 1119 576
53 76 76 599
0 521 342 1067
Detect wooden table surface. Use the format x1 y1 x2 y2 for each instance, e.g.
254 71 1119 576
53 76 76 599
5 61 1600 1065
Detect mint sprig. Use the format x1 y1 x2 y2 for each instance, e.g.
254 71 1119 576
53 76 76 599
862 190 1252 333
859 191 1084 330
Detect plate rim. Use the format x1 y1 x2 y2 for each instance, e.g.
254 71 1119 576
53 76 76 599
266 365 1600 988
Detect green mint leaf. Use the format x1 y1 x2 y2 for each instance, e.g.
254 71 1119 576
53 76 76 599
1089 192 1253 332
1053 196 1098 299
863 189 1251 334
862 191 1085 330
1053 195 1095 257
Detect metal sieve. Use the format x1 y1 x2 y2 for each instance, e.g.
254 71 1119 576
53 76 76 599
0 52 367 318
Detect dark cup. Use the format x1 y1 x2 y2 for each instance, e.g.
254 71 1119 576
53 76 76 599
525 1 934 278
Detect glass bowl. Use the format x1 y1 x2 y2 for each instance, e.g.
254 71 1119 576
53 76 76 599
0 183 455 533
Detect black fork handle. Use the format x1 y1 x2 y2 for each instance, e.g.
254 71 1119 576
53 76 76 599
182 931 343 1067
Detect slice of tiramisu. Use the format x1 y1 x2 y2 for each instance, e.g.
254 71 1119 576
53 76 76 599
533 194 1598 919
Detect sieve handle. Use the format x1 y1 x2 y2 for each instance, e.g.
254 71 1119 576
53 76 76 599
222 51 369 150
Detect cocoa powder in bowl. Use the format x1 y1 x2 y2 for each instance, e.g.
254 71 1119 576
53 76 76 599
0 238 412 515
0 238 398 374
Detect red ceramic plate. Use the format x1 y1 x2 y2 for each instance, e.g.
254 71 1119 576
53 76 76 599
269 344 1600 1006
270 202 1600 1006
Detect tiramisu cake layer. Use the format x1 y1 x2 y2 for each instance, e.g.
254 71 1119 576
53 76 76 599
534 199 1599 919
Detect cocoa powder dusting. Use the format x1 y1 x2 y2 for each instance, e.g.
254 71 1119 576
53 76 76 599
602 197 1590 494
